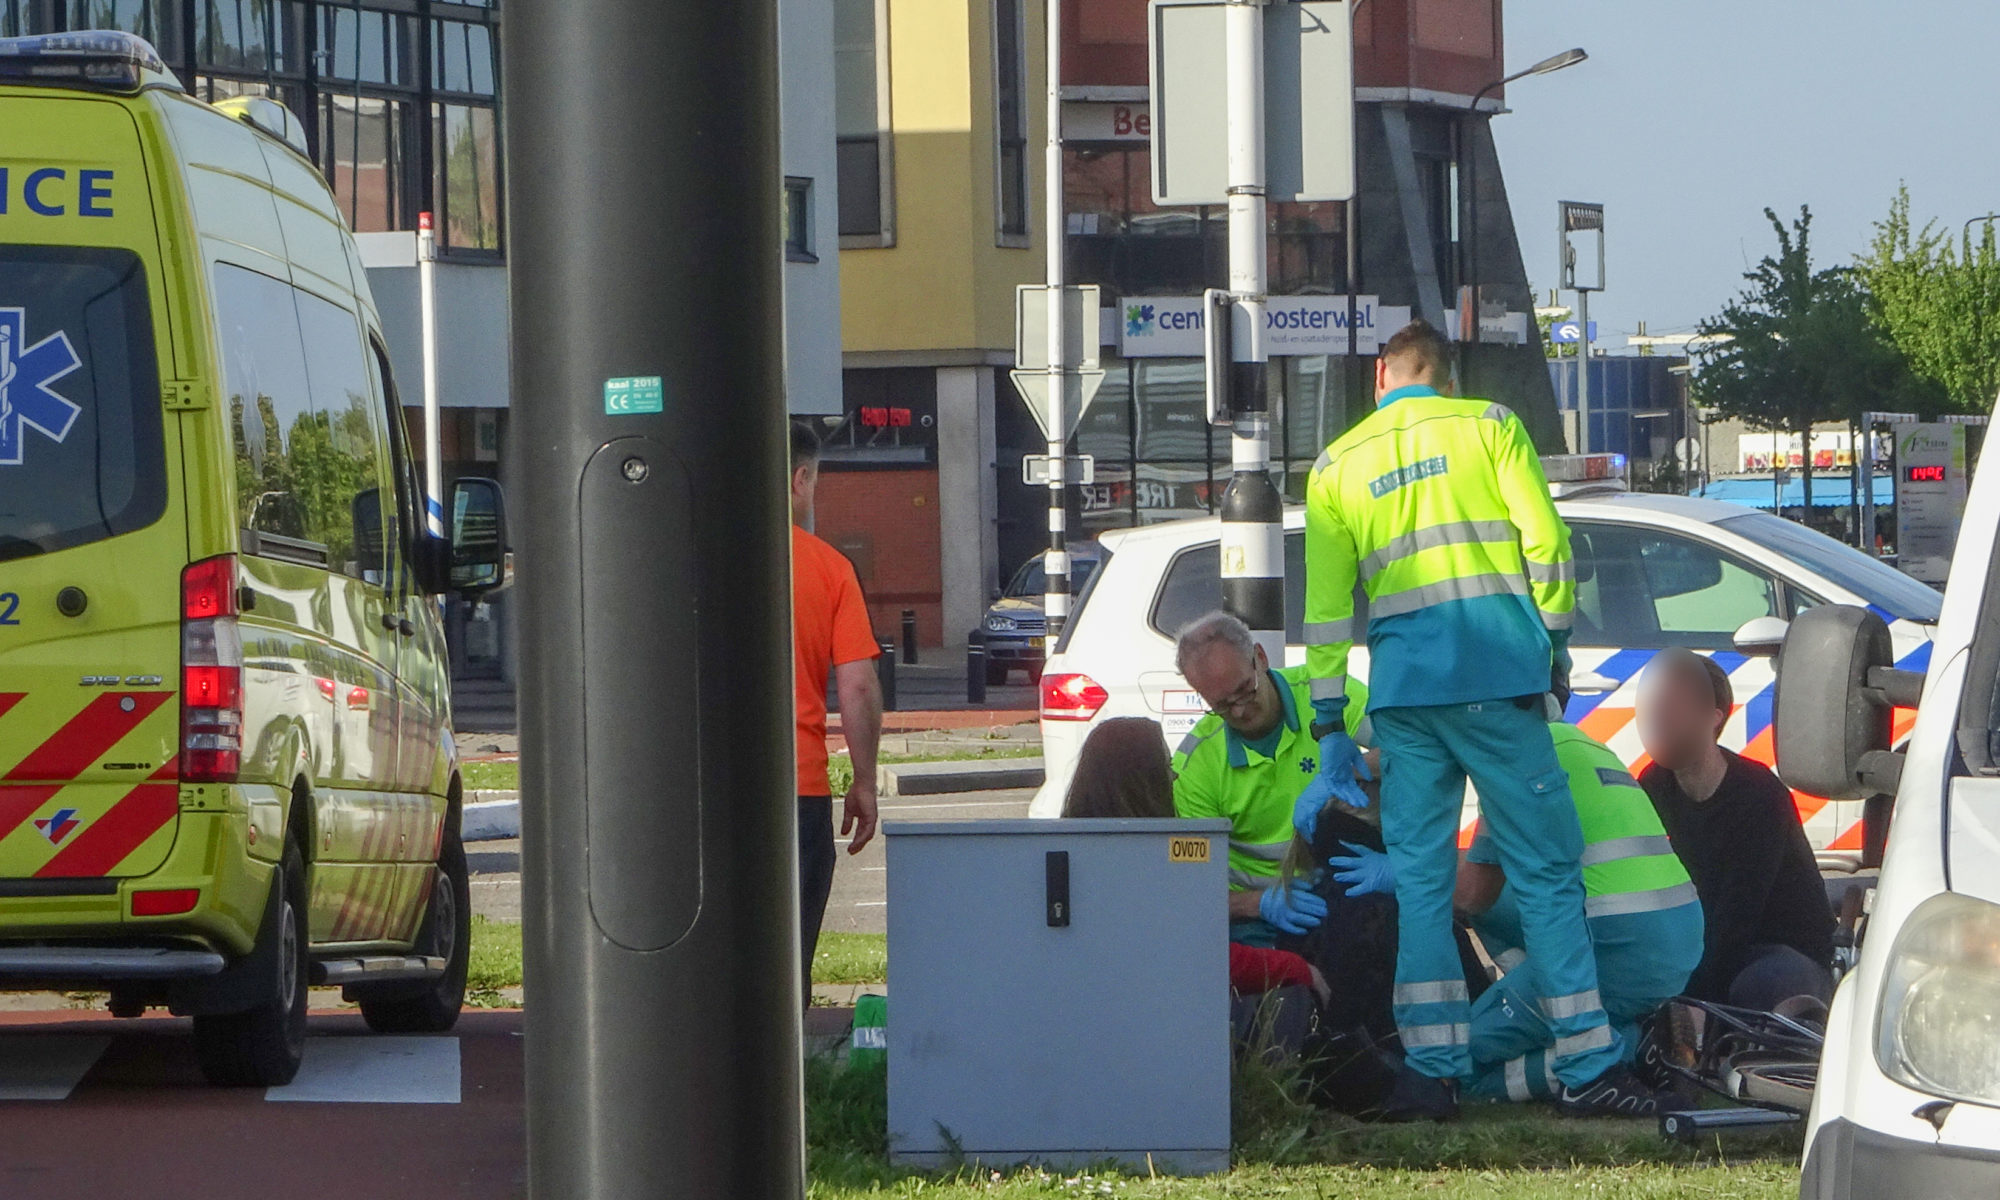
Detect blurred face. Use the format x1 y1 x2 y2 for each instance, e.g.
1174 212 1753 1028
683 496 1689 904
1182 640 1278 739
1637 662 1726 771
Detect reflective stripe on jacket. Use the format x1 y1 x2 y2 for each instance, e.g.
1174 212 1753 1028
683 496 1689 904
1305 387 1574 711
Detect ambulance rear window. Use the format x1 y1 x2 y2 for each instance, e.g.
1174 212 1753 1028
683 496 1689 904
0 246 165 563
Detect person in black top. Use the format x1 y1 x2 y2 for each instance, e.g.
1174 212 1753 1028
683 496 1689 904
1635 649 1835 1010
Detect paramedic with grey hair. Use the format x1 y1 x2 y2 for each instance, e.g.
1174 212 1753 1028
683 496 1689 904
1168 612 1368 946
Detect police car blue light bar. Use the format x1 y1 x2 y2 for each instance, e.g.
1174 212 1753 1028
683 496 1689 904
0 31 180 94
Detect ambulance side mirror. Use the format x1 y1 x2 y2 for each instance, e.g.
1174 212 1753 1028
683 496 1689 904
448 477 511 597
1773 605 1919 800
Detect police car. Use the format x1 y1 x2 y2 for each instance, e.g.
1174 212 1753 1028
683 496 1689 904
0 32 508 1085
1027 458 1939 858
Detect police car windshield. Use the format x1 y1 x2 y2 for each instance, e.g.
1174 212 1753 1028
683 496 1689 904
0 246 164 562
1716 511 1943 624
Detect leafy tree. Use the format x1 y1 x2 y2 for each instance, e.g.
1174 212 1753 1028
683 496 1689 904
1856 187 2000 414
1695 206 1936 512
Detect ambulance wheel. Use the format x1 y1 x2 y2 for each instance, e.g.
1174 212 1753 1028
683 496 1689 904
193 839 309 1086
359 826 470 1034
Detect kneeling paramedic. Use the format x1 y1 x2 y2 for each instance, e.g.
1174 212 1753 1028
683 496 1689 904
1302 319 1628 1114
1170 612 1366 946
1337 720 1702 1113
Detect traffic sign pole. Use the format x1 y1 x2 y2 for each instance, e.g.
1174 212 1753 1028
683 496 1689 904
504 2 803 1196
1219 0 1285 662
1043 0 1072 641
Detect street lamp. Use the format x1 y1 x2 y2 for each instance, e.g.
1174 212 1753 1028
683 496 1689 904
1460 48 1587 382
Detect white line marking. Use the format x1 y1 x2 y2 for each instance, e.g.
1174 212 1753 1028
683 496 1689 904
855 901 888 908
267 1035 461 1104
861 866 886 873
0 1035 109 1100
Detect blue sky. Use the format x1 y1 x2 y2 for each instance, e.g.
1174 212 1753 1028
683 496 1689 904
1496 2 2000 347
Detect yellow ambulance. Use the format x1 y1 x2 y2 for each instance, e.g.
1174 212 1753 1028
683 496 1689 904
0 31 508 1085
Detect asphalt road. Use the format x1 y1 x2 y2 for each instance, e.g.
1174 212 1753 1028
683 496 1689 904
468 786 1038 934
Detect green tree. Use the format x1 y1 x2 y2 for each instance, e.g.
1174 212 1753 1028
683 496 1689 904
1695 206 1934 512
1855 186 2000 414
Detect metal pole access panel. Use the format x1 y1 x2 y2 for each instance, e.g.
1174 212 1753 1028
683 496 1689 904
504 1 805 1195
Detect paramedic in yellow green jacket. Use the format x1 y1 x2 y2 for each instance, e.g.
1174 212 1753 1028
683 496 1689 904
1301 319 1631 1114
1169 612 1367 948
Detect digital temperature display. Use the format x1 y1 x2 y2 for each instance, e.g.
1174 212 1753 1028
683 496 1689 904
1906 465 1948 483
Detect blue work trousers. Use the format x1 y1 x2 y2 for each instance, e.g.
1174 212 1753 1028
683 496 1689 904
1464 896 1704 1101
1372 701 1620 1086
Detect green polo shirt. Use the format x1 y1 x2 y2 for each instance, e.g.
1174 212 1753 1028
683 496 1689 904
1171 664 1369 893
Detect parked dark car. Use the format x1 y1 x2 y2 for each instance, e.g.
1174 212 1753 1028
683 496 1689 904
979 547 1102 685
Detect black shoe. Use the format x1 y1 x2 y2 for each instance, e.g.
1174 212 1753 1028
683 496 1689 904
1555 1063 1668 1118
1370 1063 1460 1123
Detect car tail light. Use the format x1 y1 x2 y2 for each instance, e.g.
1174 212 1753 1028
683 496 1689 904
182 556 243 783
347 686 371 709
131 888 200 917
1041 672 1108 721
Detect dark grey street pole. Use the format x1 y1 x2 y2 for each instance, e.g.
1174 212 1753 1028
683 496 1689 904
504 3 804 1197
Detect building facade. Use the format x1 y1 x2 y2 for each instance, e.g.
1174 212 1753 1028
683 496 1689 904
825 0 1562 651
8 0 849 676
824 0 1048 650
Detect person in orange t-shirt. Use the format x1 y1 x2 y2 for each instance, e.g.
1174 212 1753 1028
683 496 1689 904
791 424 882 1005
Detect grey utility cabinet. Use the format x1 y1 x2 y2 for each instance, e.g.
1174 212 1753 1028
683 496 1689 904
885 818 1231 1174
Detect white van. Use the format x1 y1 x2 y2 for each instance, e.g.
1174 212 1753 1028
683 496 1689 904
1775 435 2000 1191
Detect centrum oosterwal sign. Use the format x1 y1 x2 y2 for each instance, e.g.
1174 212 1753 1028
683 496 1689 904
1117 294 1407 358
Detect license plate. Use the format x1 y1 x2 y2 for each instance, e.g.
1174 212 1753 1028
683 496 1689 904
1031 637 1046 650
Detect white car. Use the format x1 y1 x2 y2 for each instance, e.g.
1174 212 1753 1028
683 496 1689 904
1776 426 2000 1190
1029 485 1939 858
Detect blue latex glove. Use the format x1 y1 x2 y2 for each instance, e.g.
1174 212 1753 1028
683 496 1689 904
1295 731 1374 841
1326 841 1396 897
1258 879 1329 935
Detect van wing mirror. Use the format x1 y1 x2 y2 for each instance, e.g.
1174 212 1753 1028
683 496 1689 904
448 477 510 596
1773 605 1921 800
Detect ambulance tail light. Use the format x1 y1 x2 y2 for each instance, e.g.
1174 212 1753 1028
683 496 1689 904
1041 672 1109 722
181 556 243 783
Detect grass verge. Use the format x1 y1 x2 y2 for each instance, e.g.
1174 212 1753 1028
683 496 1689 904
801 1028 1803 1198
812 933 887 985
466 914 522 1007
463 744 1041 797
465 920 886 991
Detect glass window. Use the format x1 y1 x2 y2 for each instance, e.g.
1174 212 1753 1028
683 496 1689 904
992 0 1029 241
1716 510 1943 623
320 7 414 87
835 0 887 239
1569 522 1782 650
784 176 816 263
321 94 410 233
216 264 319 562
1134 360 1209 464
0 246 165 562
432 18 495 96
432 102 501 250
64 0 182 61
196 0 301 74
293 287 389 581
1150 542 1217 640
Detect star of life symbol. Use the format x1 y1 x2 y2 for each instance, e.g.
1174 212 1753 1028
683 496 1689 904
0 307 84 467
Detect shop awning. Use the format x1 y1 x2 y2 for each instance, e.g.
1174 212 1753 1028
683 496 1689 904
1693 474 1895 510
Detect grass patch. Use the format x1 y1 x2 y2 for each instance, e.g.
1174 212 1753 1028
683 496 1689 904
801 1044 1802 1197
463 743 1041 798
462 920 883 991
466 914 522 1006
461 759 519 792
813 932 887 985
